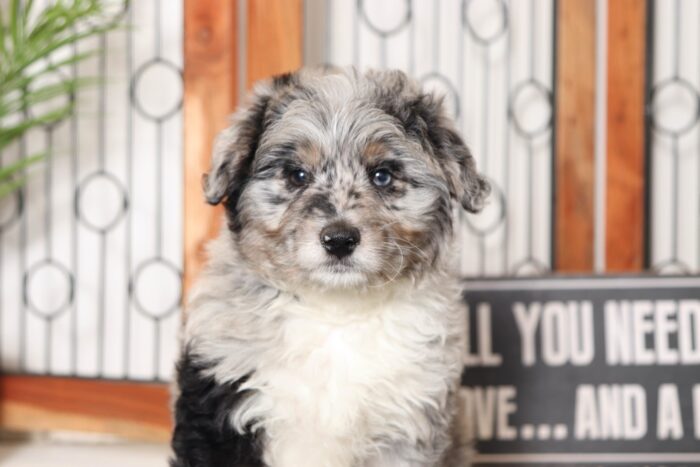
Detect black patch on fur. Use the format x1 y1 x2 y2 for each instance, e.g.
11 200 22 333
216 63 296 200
368 158 404 177
170 350 264 467
272 72 296 88
269 142 298 158
303 192 337 216
380 184 407 198
255 156 297 180
320 159 335 183
266 194 289 205
430 197 453 236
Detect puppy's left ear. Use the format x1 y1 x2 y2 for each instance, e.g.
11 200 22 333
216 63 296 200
414 93 490 213
435 121 491 213
203 83 273 206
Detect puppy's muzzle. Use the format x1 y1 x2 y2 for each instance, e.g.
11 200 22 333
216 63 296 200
320 222 360 259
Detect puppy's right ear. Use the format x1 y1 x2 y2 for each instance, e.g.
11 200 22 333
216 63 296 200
202 87 272 206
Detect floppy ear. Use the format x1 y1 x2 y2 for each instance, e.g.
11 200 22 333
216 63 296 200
433 115 491 213
404 92 490 213
202 86 272 206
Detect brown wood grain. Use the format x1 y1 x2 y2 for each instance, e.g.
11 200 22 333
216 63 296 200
246 0 303 87
183 0 238 295
0 376 171 441
554 0 596 272
606 0 647 271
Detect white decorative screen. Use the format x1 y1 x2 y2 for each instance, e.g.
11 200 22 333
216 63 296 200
647 0 700 273
0 0 183 381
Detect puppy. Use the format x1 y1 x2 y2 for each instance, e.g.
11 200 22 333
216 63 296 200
171 67 489 467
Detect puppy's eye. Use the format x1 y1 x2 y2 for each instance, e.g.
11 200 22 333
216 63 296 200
289 169 311 187
371 169 392 188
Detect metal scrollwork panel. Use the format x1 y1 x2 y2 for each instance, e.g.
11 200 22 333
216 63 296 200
0 0 184 382
647 0 700 274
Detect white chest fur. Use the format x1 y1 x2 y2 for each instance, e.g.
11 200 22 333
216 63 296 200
231 287 463 467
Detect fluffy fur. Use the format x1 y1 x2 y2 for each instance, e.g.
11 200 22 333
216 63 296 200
171 67 489 467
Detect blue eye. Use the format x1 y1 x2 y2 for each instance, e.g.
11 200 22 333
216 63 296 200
372 169 392 187
289 169 310 186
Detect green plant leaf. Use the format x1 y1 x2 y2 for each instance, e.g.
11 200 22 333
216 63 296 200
0 106 73 152
0 49 96 96
0 152 45 198
0 179 26 198
9 0 21 52
0 153 44 181
0 154 44 199
0 0 126 198
4 26 111 88
22 0 35 25
0 6 6 60
3 77 96 116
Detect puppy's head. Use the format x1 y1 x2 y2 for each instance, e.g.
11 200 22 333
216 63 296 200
205 68 489 289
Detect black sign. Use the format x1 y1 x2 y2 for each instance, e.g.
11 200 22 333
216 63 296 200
461 276 700 466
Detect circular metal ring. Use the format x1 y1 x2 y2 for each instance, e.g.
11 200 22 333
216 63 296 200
509 79 553 139
648 77 700 137
130 58 184 122
463 179 506 236
0 189 24 232
23 259 75 319
130 257 183 320
652 259 692 275
511 257 549 276
75 170 129 233
420 72 461 119
462 0 509 46
359 0 412 38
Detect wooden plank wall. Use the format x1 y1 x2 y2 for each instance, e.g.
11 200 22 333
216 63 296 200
183 0 238 294
605 0 648 271
247 0 303 87
554 0 596 272
555 0 649 273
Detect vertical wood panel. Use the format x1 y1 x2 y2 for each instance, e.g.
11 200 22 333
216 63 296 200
246 0 303 87
183 0 238 294
554 0 596 272
606 0 648 271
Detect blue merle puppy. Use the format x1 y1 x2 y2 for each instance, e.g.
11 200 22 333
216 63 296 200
170 67 489 467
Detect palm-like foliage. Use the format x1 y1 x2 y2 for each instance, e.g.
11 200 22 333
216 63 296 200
0 0 118 197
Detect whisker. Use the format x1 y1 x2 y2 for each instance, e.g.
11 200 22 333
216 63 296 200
370 238 404 288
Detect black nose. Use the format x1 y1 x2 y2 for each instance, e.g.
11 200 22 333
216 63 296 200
320 223 361 259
